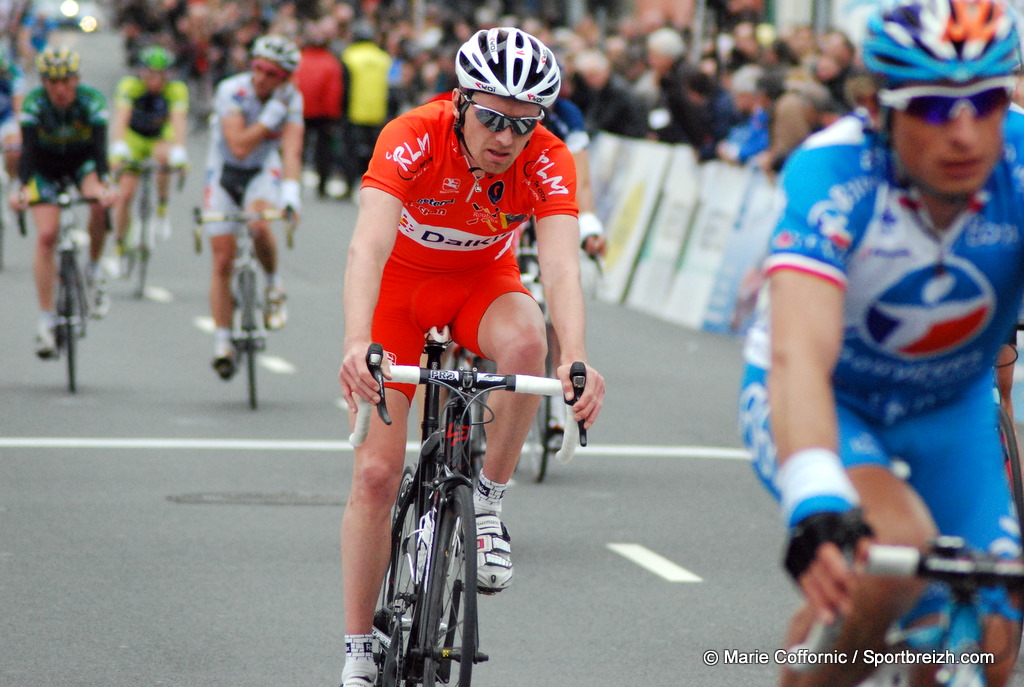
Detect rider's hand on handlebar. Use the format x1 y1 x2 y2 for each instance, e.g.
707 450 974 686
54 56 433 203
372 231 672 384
8 187 28 213
339 339 390 410
556 361 605 430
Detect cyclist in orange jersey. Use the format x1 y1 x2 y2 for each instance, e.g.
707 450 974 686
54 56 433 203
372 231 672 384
335 27 606 687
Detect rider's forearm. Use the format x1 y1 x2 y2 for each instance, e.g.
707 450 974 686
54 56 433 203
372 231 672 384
91 124 110 179
342 258 384 346
280 122 303 181
17 126 38 186
572 148 597 215
110 105 130 143
170 109 188 147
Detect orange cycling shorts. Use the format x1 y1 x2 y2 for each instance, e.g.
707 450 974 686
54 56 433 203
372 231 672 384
374 255 532 402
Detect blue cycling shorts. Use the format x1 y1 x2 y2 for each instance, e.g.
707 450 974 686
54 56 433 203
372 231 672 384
739 365 1021 621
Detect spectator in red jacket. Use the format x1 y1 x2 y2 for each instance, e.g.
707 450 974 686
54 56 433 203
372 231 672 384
294 17 343 198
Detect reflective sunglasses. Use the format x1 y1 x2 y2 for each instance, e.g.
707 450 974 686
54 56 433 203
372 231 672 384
463 94 544 135
879 76 1016 124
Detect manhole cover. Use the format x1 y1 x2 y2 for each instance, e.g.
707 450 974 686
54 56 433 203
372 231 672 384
167 492 345 506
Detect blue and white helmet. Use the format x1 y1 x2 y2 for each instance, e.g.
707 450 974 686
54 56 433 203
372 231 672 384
863 0 1021 86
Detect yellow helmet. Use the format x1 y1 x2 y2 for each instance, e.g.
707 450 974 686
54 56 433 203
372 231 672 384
37 46 80 79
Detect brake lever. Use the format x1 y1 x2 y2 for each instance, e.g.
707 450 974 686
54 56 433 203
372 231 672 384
569 361 587 447
367 343 391 426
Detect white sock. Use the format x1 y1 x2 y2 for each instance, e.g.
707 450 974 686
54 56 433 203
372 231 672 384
343 635 375 682
39 311 55 329
214 327 232 356
475 474 507 514
266 272 282 291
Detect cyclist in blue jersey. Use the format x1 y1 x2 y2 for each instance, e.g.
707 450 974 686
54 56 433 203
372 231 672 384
0 52 25 181
8 46 117 358
737 1 1024 685
544 95 606 258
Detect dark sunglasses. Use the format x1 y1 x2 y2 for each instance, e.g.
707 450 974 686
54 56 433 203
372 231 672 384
879 77 1016 125
463 93 544 135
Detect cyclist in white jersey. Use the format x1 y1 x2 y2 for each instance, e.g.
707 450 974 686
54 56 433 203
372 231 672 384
737 1 1024 685
201 35 303 380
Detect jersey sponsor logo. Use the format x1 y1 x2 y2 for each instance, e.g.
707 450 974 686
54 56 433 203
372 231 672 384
861 261 993 359
399 214 515 251
417 198 454 207
387 133 432 178
468 202 528 233
487 181 504 204
522 150 569 197
964 220 1020 248
441 177 461 193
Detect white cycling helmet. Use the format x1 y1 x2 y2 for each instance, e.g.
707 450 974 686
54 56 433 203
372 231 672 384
455 27 560 108
251 34 301 73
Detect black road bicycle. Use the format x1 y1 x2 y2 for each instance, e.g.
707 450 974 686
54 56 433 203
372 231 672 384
115 160 185 299
19 184 108 393
349 328 587 686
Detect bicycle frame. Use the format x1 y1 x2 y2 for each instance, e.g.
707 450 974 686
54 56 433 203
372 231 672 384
19 186 98 392
354 332 585 687
193 207 295 409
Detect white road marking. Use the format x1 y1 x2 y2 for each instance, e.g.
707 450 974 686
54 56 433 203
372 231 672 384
0 436 749 460
144 286 174 303
607 543 703 583
259 355 296 374
193 316 215 333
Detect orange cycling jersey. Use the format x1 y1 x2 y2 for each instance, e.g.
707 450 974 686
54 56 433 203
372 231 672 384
362 99 579 273
364 99 579 400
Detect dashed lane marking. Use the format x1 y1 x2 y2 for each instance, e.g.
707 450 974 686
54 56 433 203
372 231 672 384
607 543 704 582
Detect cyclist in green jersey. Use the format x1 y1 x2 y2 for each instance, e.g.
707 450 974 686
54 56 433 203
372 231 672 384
8 46 118 358
109 44 189 258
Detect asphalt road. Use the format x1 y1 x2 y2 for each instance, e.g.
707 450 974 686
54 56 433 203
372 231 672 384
6 28 1000 687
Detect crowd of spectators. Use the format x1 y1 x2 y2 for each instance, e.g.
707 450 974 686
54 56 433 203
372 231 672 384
106 0 876 192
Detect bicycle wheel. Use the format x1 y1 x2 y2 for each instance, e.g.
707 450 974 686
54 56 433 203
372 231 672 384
240 338 257 410
134 219 150 299
375 466 422 687
134 178 152 299
57 254 78 393
236 267 259 409
999 405 1024 539
420 483 478 687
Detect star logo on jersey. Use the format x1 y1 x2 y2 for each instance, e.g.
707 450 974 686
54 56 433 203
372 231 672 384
863 262 993 359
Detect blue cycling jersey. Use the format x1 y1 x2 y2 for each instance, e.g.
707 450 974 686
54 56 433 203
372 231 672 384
545 97 589 154
743 110 1024 425
0 61 25 123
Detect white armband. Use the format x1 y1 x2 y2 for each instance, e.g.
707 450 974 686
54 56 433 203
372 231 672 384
578 212 603 241
110 140 130 160
776 448 859 527
281 179 301 212
169 145 188 167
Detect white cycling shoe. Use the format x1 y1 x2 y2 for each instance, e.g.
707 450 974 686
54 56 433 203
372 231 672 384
476 512 513 594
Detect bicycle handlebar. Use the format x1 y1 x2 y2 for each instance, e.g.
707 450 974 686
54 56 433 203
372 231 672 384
192 206 297 253
348 362 582 464
866 538 1024 587
785 537 1024 672
17 193 108 236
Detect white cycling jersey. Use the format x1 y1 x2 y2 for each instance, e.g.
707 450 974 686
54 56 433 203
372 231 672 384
206 72 303 171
